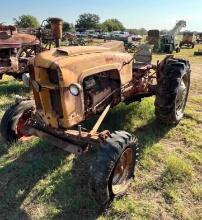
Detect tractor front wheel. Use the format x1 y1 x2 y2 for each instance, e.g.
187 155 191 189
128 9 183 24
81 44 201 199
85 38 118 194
89 131 139 207
0 100 35 143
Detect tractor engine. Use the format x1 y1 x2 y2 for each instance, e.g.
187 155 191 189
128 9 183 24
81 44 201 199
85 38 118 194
83 70 120 117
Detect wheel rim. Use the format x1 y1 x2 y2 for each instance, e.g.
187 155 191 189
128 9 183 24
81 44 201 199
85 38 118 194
111 148 134 195
16 110 32 140
175 74 189 117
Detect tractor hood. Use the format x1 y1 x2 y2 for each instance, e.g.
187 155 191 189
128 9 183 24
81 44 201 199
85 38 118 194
0 38 21 49
34 41 132 86
34 40 125 67
0 32 40 46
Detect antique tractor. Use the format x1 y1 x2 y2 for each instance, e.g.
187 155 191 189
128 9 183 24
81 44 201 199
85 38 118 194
179 32 195 48
0 41 191 206
0 18 63 80
0 24 40 79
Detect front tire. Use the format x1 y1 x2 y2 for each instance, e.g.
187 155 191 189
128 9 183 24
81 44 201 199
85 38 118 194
89 131 139 207
155 59 191 125
0 100 35 143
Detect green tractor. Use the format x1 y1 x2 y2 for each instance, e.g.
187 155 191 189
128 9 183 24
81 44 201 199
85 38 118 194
159 35 181 53
159 20 186 53
148 21 186 54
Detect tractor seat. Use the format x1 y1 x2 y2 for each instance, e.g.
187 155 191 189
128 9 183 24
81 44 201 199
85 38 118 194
133 44 152 70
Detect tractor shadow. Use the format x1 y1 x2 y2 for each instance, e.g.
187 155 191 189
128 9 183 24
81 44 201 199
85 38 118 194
0 101 173 220
0 139 67 220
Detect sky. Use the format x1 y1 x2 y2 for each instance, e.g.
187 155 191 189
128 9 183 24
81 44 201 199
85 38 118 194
1 0 202 31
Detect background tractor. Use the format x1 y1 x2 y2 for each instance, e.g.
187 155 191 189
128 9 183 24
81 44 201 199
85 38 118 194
0 17 65 80
147 29 160 51
179 31 195 48
196 32 202 44
159 20 186 53
148 20 186 53
0 40 191 207
0 24 40 79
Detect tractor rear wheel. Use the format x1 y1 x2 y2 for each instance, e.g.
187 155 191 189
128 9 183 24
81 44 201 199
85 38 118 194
0 100 35 143
155 59 191 125
89 131 139 207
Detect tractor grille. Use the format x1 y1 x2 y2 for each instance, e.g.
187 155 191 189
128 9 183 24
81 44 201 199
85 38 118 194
50 90 63 118
48 68 59 84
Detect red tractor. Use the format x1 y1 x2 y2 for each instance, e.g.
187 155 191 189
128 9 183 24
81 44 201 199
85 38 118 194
180 32 195 48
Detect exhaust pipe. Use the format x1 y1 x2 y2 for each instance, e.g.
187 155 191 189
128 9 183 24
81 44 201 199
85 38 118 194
48 17 63 48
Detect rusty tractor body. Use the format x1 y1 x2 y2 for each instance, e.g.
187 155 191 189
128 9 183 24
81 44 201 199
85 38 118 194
0 25 40 79
180 32 195 48
1 40 191 206
0 18 64 80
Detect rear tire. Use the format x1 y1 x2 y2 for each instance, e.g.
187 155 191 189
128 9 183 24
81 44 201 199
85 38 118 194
155 59 191 125
89 131 139 207
0 100 35 143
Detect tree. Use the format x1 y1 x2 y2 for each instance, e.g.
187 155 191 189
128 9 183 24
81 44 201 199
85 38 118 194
101 19 125 32
76 13 100 30
13 15 39 28
63 22 75 32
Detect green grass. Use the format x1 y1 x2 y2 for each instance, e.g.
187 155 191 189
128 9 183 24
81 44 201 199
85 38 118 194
0 48 202 220
162 155 194 183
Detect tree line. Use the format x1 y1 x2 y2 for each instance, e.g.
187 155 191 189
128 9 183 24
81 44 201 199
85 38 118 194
12 13 148 34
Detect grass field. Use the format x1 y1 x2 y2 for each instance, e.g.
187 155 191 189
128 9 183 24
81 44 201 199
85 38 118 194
0 46 201 220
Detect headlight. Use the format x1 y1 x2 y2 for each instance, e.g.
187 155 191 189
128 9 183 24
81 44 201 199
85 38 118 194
69 84 81 96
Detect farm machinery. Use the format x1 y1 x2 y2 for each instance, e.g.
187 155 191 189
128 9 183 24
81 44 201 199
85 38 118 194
159 20 186 53
0 17 69 80
179 32 195 48
0 39 191 206
148 20 186 53
63 32 86 46
196 32 202 44
147 29 160 51
0 24 40 79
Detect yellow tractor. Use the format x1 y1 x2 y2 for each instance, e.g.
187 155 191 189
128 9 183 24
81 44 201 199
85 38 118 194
0 40 191 206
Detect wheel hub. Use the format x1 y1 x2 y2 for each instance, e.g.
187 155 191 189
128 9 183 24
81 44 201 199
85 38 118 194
176 75 188 116
16 110 32 140
111 148 134 195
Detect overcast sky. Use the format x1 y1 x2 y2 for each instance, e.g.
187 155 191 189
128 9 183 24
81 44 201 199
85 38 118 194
1 0 202 31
